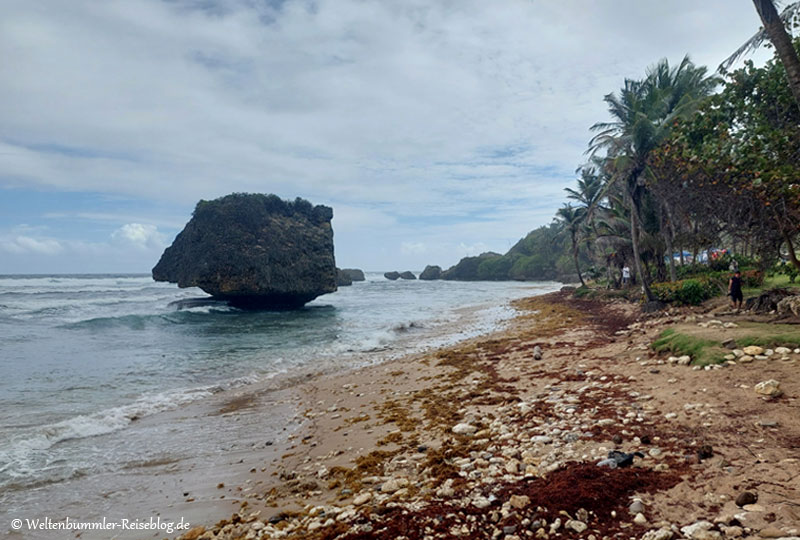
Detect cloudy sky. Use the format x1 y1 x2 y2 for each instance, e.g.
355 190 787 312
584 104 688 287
0 0 773 273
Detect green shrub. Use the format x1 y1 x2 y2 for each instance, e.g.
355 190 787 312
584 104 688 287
773 261 799 283
651 277 721 305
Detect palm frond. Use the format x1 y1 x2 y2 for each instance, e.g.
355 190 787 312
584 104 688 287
718 1 800 72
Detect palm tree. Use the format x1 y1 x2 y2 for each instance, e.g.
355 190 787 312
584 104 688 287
721 1 800 109
555 203 587 287
588 56 718 301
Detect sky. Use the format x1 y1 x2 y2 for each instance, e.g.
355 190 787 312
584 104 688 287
0 0 776 274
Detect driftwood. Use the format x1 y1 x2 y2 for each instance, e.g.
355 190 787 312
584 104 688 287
744 288 799 313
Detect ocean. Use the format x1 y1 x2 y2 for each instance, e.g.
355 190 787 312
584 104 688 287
0 273 559 536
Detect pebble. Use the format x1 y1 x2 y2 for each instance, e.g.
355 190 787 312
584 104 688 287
641 528 673 540
452 423 478 435
743 345 764 356
629 500 645 514
735 491 757 507
565 520 587 533
739 355 754 363
509 494 529 509
380 477 409 493
472 496 491 509
755 380 783 397
353 492 372 506
633 512 647 526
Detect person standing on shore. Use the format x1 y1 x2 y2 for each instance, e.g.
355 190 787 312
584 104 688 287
621 265 631 287
729 270 743 311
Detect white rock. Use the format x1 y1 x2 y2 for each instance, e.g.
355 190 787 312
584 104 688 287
565 520 587 533
739 355 754 363
472 496 491 509
641 528 673 540
681 521 716 540
633 513 648 526
742 345 764 356
732 349 744 357
531 435 553 444
381 477 409 493
353 492 372 506
509 494 530 509
452 423 478 435
755 380 783 397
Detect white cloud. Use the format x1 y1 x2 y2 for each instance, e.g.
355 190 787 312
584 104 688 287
0 235 63 255
400 241 427 255
0 0 777 272
111 223 166 250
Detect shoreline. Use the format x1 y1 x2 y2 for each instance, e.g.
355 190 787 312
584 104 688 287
2 282 556 540
170 289 800 540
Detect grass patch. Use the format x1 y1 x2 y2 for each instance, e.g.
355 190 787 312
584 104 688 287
651 329 726 366
737 331 800 349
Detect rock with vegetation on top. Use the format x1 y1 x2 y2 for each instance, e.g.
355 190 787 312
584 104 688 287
152 193 337 309
441 252 504 281
384 271 401 280
399 271 416 280
419 265 442 280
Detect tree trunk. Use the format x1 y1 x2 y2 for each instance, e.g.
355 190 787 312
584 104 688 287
629 195 654 301
663 204 677 282
572 233 586 287
753 0 800 110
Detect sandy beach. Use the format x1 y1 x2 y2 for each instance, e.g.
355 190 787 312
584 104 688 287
160 290 800 540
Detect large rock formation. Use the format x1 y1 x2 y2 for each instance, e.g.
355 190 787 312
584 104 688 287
152 193 337 309
419 265 442 280
441 252 503 281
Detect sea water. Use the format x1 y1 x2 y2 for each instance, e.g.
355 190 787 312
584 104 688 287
0 273 559 533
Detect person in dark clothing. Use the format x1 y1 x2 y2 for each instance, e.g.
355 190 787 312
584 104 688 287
728 271 743 310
